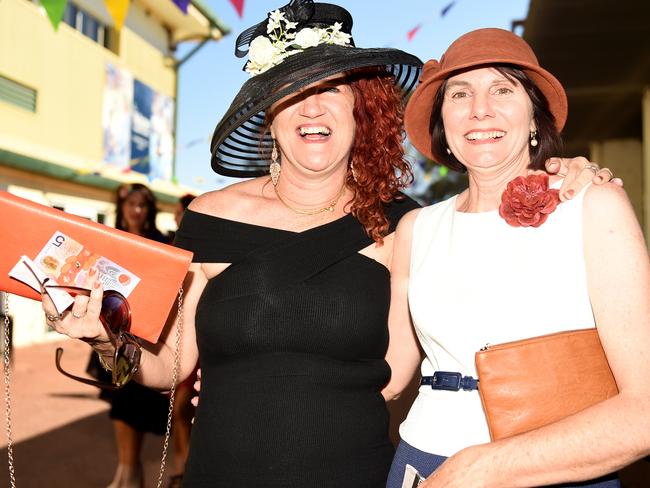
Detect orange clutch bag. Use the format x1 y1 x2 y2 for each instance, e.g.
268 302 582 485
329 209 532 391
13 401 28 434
475 328 618 441
0 191 193 343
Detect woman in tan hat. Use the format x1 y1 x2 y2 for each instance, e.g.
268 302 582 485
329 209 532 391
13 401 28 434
384 28 650 487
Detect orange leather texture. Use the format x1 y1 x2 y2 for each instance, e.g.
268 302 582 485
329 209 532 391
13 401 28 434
475 328 618 440
0 191 193 344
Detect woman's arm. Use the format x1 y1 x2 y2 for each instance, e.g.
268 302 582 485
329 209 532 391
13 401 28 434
421 184 650 487
134 262 205 389
382 209 424 401
42 262 205 390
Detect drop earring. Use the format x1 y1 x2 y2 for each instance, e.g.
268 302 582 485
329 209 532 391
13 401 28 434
530 130 538 147
270 140 280 186
446 147 451 155
350 162 358 183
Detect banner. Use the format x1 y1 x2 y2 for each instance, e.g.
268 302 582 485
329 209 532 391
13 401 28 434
104 0 129 30
41 0 68 31
149 93 175 181
102 63 133 170
229 0 245 18
172 0 190 14
130 80 153 175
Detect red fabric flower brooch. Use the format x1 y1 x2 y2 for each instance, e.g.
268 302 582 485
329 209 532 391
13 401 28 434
499 174 561 227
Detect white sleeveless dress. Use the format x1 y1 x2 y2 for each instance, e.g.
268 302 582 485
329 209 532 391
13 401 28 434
399 184 595 456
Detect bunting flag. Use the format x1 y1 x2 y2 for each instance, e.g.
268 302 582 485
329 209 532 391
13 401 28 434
440 1 457 17
105 0 130 30
406 24 422 42
172 0 190 14
41 0 68 31
229 0 245 18
404 0 459 43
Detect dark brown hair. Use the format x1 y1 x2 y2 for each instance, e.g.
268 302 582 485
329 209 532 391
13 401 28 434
429 65 562 172
115 183 159 237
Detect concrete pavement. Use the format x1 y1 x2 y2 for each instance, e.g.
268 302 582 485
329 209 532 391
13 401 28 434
0 338 172 488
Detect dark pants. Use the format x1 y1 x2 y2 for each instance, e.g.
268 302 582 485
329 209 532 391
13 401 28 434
386 439 621 488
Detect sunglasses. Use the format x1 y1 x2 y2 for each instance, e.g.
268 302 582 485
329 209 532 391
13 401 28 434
22 260 141 389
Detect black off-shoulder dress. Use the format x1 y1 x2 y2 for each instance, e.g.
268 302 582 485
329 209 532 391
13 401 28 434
174 197 419 487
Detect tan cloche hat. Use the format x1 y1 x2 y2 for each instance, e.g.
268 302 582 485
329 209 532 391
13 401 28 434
404 28 568 161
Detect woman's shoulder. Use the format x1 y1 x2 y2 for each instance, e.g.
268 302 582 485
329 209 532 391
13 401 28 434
582 182 633 220
582 182 642 242
188 178 267 220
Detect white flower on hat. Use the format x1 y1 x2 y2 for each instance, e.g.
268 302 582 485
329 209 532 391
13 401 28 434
248 36 276 69
245 8 352 76
267 10 286 33
294 28 321 48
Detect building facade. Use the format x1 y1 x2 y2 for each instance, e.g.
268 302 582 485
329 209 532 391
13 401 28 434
0 0 228 345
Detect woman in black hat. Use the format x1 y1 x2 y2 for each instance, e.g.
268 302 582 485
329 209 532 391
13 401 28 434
384 28 648 487
44 3 616 487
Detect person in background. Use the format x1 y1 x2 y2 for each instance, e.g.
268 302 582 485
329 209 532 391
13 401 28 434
103 183 170 488
384 28 650 487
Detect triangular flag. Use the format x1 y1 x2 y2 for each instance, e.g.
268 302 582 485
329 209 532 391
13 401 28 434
104 0 130 30
441 1 457 17
407 24 422 42
172 0 190 14
41 0 68 31
229 0 245 18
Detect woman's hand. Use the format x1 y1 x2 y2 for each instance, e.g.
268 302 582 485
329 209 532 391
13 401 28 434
191 367 201 408
542 157 623 201
41 268 108 342
419 446 493 488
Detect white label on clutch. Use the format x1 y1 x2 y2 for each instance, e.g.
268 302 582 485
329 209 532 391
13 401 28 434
402 464 424 488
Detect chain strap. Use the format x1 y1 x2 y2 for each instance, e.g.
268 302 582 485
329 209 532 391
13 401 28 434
155 287 184 488
3 294 16 488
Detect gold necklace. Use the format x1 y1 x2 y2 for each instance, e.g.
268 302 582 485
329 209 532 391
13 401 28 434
273 180 347 215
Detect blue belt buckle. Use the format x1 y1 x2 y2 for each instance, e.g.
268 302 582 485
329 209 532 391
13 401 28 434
432 371 462 391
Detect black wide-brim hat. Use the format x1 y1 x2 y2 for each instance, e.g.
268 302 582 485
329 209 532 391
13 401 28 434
210 1 423 177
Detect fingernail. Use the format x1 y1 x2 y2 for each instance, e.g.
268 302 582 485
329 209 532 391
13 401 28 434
565 189 575 199
89 268 97 277
93 281 101 289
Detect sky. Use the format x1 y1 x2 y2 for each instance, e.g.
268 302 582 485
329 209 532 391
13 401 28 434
174 0 530 191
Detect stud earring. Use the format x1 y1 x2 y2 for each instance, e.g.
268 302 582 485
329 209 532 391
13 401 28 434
270 140 280 186
530 130 538 147
446 147 452 155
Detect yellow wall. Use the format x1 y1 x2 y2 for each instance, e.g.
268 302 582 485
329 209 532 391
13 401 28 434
0 0 175 170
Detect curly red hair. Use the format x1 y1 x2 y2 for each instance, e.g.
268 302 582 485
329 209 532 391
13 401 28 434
347 69 413 242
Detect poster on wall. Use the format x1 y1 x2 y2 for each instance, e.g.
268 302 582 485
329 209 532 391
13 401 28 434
149 92 174 181
130 79 153 175
102 63 133 169
102 63 175 181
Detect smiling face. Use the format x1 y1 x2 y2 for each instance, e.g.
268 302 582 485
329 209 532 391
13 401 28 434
269 75 356 175
441 67 535 171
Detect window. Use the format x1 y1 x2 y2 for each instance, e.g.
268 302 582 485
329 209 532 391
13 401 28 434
62 2 112 50
0 74 37 112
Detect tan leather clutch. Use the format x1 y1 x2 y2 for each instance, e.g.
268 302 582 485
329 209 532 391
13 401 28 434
475 328 618 441
0 191 193 343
